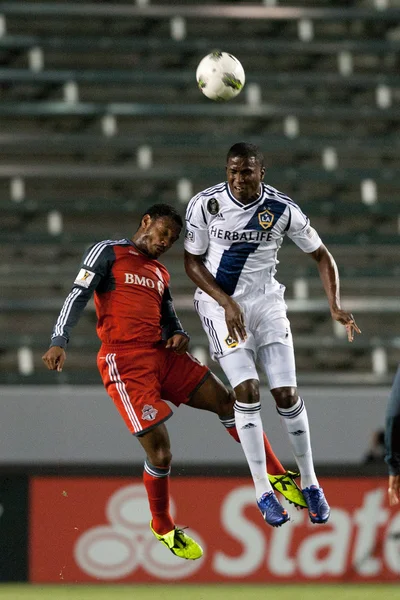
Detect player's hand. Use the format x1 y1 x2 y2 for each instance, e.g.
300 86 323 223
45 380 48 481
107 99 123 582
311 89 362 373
388 475 400 506
222 297 247 343
42 346 66 372
331 309 361 342
165 333 189 355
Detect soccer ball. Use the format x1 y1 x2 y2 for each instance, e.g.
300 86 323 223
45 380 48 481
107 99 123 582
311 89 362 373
196 51 245 101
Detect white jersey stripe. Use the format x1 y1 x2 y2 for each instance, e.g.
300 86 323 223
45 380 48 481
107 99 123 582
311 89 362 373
144 461 171 477
108 353 142 433
84 239 113 267
106 353 142 433
85 238 128 268
53 287 82 337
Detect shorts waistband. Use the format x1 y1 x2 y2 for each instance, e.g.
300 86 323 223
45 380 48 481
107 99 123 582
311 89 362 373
100 341 161 352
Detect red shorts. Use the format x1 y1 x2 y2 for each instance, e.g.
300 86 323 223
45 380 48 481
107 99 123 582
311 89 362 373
97 343 210 436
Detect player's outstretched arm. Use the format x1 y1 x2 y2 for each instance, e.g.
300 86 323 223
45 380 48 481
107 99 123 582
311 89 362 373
43 241 110 371
42 346 66 372
310 243 361 342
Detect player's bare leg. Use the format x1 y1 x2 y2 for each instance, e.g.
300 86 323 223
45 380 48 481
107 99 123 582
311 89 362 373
138 424 203 559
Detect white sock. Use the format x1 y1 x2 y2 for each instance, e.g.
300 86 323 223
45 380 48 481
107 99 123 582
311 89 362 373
277 397 319 489
234 400 273 500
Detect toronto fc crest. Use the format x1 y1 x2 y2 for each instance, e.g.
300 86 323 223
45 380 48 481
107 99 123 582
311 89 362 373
142 404 158 421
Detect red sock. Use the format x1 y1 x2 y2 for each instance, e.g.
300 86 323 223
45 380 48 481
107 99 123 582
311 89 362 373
143 466 175 535
225 426 286 475
262 432 286 475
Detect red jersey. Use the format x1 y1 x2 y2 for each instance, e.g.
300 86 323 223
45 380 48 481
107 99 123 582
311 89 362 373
50 239 187 349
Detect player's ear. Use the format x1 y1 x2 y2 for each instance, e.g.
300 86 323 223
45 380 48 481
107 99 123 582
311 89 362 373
260 166 266 180
141 214 152 230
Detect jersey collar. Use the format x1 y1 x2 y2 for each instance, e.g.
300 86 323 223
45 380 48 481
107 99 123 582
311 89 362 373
125 238 150 258
225 182 265 210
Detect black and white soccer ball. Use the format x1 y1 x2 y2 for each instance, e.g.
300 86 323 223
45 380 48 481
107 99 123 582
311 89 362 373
196 51 245 101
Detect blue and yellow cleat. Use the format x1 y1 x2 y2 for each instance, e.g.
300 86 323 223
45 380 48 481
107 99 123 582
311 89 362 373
302 485 331 524
150 522 203 560
268 470 307 509
257 491 290 527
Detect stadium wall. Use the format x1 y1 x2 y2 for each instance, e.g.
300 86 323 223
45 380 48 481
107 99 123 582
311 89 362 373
0 385 389 464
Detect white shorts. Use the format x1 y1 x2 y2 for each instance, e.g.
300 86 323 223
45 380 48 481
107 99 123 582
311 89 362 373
219 344 297 390
194 286 294 361
195 288 297 389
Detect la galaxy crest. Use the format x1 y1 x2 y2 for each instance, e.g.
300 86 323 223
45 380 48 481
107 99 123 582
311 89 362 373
258 208 274 230
225 335 238 349
207 198 219 215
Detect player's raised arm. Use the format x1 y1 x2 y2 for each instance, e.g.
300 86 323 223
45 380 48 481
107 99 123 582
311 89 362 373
285 204 360 343
309 243 361 342
42 241 112 370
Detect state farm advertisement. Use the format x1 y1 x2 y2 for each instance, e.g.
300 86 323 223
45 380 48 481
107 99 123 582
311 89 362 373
29 477 400 583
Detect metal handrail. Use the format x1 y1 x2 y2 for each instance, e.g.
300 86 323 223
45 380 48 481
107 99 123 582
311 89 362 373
2 68 399 87
1 3 400 20
0 101 398 120
1 34 399 54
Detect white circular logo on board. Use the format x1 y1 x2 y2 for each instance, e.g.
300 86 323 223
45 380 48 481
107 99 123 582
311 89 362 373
74 484 205 580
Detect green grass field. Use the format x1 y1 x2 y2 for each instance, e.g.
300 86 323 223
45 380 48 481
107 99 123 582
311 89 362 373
1 585 400 600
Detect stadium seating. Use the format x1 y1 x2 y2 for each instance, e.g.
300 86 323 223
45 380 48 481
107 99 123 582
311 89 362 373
0 1 399 384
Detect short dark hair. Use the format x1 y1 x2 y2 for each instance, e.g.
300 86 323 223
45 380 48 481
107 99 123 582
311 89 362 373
226 142 264 168
141 203 183 229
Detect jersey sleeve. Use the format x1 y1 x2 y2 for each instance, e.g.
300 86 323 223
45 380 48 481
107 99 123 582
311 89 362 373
50 241 114 349
160 286 189 341
385 366 400 476
285 204 322 253
184 195 210 255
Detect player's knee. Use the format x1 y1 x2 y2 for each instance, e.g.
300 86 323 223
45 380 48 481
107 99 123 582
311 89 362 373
217 388 236 417
234 379 260 404
272 387 298 409
148 447 172 468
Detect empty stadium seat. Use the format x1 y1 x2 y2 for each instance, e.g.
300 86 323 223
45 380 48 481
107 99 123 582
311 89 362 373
0 0 399 384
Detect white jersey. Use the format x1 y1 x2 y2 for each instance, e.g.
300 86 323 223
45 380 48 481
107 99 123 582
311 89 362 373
184 181 322 303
